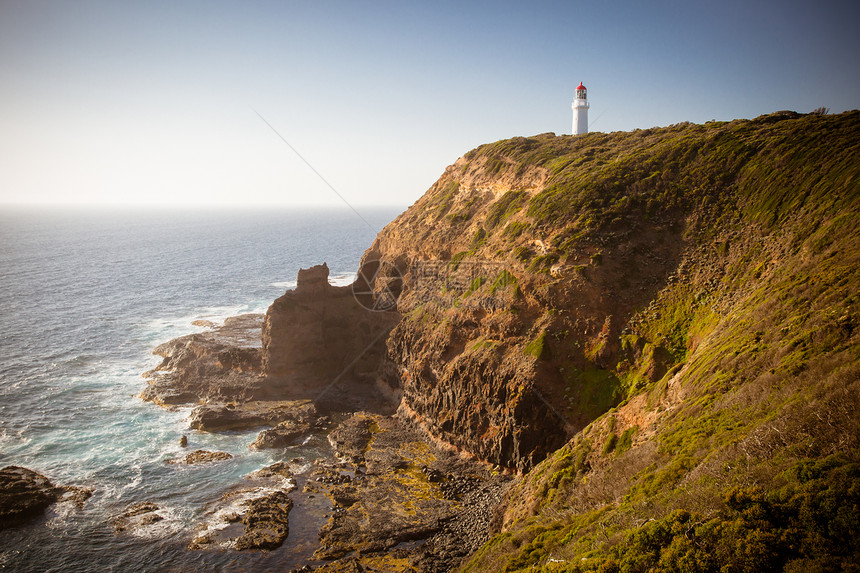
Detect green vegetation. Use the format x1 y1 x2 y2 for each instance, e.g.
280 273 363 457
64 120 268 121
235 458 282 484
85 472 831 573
487 190 529 228
432 178 460 218
489 269 520 297
511 456 860 572
525 331 552 361
563 368 625 421
503 220 530 240
456 111 860 572
465 275 486 296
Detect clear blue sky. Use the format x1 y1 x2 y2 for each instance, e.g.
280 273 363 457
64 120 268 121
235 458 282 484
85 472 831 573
1 0 858 207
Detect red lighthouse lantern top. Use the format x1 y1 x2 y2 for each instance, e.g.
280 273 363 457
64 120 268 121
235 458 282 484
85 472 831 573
576 82 587 99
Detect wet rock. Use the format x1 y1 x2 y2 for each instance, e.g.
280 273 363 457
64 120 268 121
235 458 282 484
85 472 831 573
330 485 360 508
314 472 451 560
0 466 62 529
189 462 296 551
140 314 265 407
188 399 315 432
57 485 94 509
233 490 293 550
179 435 188 447
112 501 164 533
246 461 293 481
167 450 233 465
311 416 461 561
309 466 352 486
250 404 320 449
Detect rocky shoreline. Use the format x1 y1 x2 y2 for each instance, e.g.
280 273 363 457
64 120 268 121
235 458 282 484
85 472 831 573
0 466 92 530
138 307 509 571
1 270 506 572
136 266 508 571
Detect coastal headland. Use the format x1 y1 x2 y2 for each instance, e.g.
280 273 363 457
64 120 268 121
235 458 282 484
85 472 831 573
4 110 859 571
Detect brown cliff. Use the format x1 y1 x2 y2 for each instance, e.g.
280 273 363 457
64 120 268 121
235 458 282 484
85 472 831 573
261 262 399 410
348 111 860 475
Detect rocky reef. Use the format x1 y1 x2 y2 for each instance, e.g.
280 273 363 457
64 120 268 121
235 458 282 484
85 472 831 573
188 462 297 551
141 313 265 406
131 258 504 570
0 466 91 529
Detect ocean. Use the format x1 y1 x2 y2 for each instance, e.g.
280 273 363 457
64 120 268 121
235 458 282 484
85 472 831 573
0 205 401 572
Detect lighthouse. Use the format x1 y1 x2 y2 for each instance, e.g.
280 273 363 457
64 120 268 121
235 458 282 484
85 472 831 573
572 82 589 135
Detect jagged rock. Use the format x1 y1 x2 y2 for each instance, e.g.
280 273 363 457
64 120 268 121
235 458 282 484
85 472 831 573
111 501 164 533
328 413 375 464
246 462 293 480
188 399 314 432
233 490 293 550
250 403 319 449
167 450 233 465
250 420 310 449
140 314 265 407
0 466 61 529
0 466 91 530
261 263 399 406
189 463 296 551
57 485 93 508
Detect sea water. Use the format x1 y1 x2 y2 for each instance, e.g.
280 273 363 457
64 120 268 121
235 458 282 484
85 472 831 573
0 205 400 572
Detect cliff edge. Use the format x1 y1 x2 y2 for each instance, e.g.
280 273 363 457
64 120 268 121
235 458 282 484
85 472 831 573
256 110 860 570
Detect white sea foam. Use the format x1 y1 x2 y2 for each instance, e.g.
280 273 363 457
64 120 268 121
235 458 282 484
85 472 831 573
121 505 189 540
142 303 269 345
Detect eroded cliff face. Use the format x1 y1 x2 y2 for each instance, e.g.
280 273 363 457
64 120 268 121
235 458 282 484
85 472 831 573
261 262 399 408
358 145 686 471
354 111 860 475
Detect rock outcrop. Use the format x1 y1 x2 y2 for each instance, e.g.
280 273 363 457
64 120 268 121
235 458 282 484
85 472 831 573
141 314 264 406
307 413 510 568
111 501 165 533
261 263 399 409
187 399 315 432
189 462 296 551
166 450 233 465
0 466 62 529
0 466 91 529
250 404 326 449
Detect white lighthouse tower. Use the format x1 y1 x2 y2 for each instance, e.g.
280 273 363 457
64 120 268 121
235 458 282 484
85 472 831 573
572 82 589 135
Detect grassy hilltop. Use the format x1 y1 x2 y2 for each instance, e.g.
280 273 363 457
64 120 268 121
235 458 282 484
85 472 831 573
361 109 860 571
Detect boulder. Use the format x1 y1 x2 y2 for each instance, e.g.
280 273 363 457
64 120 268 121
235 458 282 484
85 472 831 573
188 400 315 432
0 466 61 529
